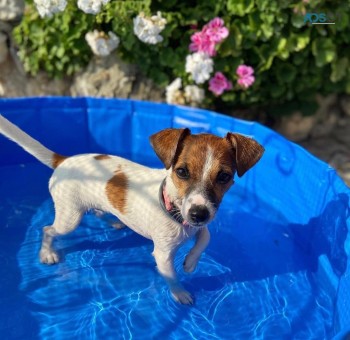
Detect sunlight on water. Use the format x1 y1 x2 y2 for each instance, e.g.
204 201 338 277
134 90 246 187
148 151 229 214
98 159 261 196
0 164 339 338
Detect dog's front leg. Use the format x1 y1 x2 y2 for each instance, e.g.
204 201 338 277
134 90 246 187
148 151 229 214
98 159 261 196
183 226 210 273
153 247 194 305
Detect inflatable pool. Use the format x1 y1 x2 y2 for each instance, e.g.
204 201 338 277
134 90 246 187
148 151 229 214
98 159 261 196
0 97 349 339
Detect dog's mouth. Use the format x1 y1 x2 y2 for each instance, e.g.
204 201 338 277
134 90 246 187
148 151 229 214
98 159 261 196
159 180 215 228
159 180 205 227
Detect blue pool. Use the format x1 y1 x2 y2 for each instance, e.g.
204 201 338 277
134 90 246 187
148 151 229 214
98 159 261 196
0 98 349 339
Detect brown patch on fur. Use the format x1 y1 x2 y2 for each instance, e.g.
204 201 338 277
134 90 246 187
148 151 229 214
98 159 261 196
106 169 128 214
94 154 111 160
171 135 235 204
52 153 68 169
226 133 264 177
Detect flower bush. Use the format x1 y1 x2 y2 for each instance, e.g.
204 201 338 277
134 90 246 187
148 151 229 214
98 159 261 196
13 0 350 117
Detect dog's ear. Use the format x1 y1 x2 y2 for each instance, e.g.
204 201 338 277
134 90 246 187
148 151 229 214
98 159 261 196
226 132 264 177
150 128 191 169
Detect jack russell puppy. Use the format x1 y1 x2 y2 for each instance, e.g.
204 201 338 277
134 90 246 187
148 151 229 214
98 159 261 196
0 115 264 305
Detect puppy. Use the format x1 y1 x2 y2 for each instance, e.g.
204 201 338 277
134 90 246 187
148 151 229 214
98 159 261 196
0 115 264 304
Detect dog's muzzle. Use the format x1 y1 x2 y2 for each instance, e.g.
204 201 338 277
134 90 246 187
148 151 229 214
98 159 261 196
159 179 188 226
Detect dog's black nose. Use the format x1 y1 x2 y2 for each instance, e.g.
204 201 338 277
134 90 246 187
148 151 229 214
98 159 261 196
189 205 210 224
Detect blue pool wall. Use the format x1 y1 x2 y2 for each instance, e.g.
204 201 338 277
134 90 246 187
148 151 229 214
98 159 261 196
0 97 349 337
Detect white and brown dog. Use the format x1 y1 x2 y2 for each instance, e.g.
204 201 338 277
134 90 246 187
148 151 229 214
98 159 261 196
0 115 264 304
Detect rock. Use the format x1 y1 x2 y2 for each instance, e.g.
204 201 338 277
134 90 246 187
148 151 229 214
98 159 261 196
26 72 71 97
70 54 163 101
310 108 339 138
301 137 344 163
329 151 350 170
337 162 350 186
0 32 8 64
276 111 316 142
331 118 350 146
309 94 340 138
0 0 24 23
276 94 341 142
0 54 70 97
340 95 350 117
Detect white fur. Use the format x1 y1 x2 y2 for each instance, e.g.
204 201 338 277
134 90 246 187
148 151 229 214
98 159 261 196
0 115 211 305
182 147 216 223
0 115 54 168
202 146 213 181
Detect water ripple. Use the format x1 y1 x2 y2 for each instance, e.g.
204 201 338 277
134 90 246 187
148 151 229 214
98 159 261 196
11 198 336 340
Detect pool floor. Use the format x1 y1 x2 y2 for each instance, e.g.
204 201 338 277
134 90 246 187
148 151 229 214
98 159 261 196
0 162 335 339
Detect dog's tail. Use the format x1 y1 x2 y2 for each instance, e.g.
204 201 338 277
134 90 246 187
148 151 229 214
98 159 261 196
0 114 60 169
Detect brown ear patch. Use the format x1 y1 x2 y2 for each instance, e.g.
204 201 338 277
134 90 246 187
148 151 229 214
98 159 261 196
52 153 67 169
226 133 264 177
106 169 128 214
94 154 110 160
150 128 191 169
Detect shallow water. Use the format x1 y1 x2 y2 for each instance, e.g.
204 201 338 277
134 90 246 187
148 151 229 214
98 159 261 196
0 162 335 339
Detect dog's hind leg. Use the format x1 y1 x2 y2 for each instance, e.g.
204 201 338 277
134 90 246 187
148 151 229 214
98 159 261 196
39 205 83 265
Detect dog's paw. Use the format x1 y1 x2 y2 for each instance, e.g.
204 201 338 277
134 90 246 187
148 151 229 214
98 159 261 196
183 253 199 273
171 287 194 305
40 249 59 265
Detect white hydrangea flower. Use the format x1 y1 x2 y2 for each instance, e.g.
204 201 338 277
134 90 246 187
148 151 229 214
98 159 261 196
85 30 120 56
165 78 182 104
34 0 67 18
133 12 167 45
78 0 110 15
185 52 213 84
184 85 205 104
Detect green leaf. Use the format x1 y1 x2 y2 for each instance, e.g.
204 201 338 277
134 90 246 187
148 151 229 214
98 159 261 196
255 0 277 11
291 13 305 28
330 57 348 82
276 63 297 83
219 24 242 57
270 83 286 98
260 23 273 40
311 38 336 67
227 0 254 17
248 11 262 32
273 37 289 60
159 48 179 67
221 92 236 102
292 52 306 66
336 12 349 31
288 30 310 52
56 46 65 58
256 44 275 71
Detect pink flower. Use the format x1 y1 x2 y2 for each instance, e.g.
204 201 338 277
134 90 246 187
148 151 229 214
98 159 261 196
203 17 229 43
189 17 229 56
209 72 232 96
189 31 216 56
236 64 255 89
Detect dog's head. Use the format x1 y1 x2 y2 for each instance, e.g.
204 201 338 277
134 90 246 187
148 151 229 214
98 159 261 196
150 128 264 227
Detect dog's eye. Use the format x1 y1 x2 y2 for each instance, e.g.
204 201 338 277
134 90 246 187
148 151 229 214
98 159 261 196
216 172 232 184
176 167 189 179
